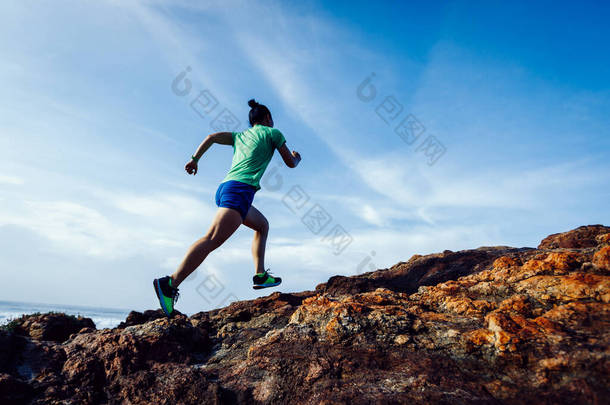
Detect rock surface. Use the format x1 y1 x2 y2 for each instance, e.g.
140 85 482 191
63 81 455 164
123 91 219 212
5 312 96 343
538 224 610 250
1 225 608 404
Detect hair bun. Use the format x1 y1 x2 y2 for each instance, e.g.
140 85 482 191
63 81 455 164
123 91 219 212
248 99 259 108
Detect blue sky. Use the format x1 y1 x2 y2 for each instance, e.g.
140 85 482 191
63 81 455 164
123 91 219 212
1 0 608 314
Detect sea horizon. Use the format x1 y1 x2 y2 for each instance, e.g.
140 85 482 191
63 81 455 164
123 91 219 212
0 299 132 330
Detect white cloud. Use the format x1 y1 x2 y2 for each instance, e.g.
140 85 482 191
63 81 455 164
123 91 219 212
0 200 131 258
0 184 221 260
90 188 217 223
349 152 603 213
0 174 24 185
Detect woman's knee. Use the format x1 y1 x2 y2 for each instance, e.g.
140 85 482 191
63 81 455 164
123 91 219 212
209 239 223 251
259 218 269 235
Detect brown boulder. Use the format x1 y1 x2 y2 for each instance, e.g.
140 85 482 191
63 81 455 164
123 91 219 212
117 309 169 328
538 224 610 249
7 312 96 343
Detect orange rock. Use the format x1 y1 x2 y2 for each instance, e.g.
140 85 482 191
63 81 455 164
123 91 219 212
538 356 568 371
520 252 582 278
466 328 494 345
595 233 610 245
485 312 519 348
538 225 610 249
442 296 495 316
493 256 520 269
438 280 461 294
533 316 562 333
515 272 608 303
541 301 609 330
593 246 610 270
471 299 497 313
419 311 452 322
497 295 532 316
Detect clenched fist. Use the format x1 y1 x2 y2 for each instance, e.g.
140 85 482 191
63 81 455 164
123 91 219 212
185 160 198 175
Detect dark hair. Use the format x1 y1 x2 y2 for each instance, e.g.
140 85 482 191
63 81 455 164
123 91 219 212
248 99 272 126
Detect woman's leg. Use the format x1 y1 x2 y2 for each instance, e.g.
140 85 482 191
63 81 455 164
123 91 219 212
171 207 243 288
243 205 269 274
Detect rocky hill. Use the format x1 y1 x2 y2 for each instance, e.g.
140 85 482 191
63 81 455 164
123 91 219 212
1 225 608 404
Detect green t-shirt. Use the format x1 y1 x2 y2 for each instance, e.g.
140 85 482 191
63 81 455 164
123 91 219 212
222 124 286 190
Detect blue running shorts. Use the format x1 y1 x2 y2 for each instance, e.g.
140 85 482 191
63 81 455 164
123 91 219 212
215 180 257 221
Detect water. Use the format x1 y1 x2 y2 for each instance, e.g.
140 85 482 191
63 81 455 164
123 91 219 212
0 300 131 329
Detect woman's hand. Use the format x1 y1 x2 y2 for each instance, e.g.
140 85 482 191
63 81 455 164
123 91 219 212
185 160 198 175
292 151 301 162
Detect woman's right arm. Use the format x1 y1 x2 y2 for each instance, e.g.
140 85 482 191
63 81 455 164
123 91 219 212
192 132 233 159
185 132 234 175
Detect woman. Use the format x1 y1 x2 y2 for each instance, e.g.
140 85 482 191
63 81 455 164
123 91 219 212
154 99 301 316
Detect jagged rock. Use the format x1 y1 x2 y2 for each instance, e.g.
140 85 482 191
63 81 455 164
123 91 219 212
0 225 608 404
117 309 169 328
315 246 534 297
593 246 610 270
538 224 610 249
6 313 95 343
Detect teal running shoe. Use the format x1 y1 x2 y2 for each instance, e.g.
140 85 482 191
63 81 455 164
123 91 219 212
252 269 282 289
153 276 179 316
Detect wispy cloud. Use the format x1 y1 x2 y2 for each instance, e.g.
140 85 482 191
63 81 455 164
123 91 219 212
1 0 607 313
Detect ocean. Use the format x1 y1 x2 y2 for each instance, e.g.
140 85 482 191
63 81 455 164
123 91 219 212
0 300 131 329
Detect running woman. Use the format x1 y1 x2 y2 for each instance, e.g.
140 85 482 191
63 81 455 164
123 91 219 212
154 99 301 316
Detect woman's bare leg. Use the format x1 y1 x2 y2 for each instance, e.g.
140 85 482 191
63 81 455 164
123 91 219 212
171 207 243 288
243 205 269 274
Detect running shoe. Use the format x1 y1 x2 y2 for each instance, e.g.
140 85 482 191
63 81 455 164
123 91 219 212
252 269 282 289
153 276 179 316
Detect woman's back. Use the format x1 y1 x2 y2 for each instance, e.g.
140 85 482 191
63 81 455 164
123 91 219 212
222 124 286 190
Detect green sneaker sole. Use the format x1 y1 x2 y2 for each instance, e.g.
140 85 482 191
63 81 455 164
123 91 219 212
253 280 281 289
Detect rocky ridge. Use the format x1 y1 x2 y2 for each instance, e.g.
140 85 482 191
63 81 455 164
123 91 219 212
1 225 608 404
